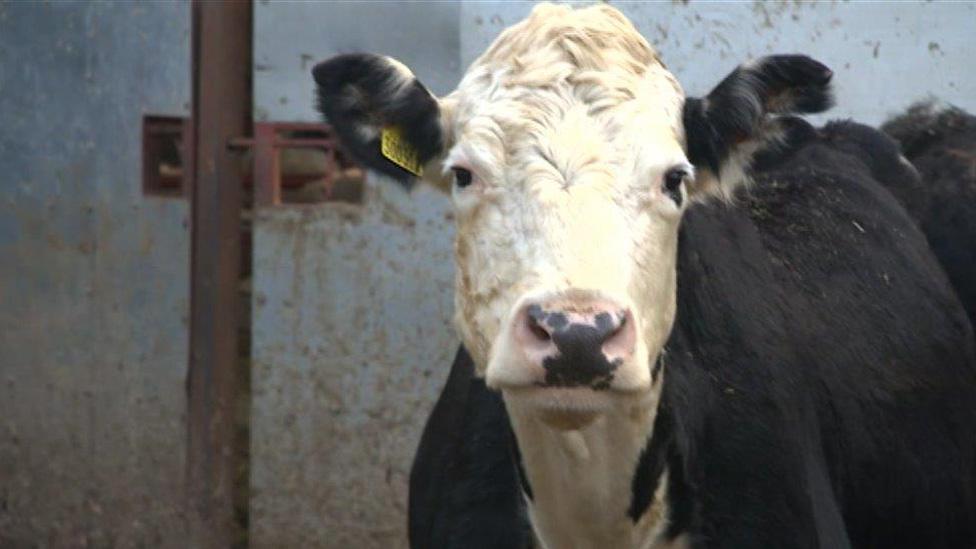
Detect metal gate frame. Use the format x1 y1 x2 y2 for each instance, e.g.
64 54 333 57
187 1 251 546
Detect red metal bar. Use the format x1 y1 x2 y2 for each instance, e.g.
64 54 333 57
271 137 335 148
231 122 336 206
229 136 334 150
260 121 331 132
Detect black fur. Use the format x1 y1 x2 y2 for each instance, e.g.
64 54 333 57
408 348 533 549
662 117 976 545
312 53 442 184
684 55 834 179
408 117 976 548
627 401 672 523
510 426 533 502
650 352 664 383
882 103 976 327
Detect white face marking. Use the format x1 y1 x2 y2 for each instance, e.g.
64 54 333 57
441 4 691 394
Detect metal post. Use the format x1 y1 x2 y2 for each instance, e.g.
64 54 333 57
253 123 280 207
187 0 251 546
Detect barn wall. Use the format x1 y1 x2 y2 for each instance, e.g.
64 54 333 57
249 2 974 548
253 1 461 122
249 3 460 548
0 3 192 546
461 1 976 126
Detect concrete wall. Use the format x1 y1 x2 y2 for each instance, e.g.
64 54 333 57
0 3 192 546
253 1 461 122
249 2 974 548
250 184 456 548
256 1 976 127
460 1 976 126
250 3 461 547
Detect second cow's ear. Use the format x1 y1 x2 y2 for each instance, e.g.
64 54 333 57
312 53 450 188
683 55 835 199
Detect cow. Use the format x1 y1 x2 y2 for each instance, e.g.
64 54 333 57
881 103 976 327
310 4 976 548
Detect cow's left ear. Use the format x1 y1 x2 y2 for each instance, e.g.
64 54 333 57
683 55 834 200
312 53 452 189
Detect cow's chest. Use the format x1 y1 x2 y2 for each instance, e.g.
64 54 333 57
525 466 672 549
507 398 679 549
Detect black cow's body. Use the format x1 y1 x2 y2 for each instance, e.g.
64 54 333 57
881 104 976 327
409 117 976 548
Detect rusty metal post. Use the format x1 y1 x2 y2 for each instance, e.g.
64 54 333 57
187 0 251 546
253 123 280 207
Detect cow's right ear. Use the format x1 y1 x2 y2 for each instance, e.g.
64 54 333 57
312 53 451 189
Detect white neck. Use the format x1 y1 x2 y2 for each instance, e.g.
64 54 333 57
504 388 677 549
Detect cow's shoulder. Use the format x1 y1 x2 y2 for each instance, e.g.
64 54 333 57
670 115 976 547
408 347 533 549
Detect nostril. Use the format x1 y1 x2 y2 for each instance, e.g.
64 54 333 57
593 311 622 342
528 317 552 342
517 304 558 356
607 313 626 340
524 304 556 344
602 309 635 358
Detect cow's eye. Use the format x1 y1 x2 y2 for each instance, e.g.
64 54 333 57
452 167 473 189
663 166 688 205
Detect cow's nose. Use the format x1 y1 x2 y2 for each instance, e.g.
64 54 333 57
515 298 636 389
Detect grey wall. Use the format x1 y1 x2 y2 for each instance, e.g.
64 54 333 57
250 185 455 548
250 2 461 548
257 1 976 127
462 1 976 126
249 2 975 548
254 1 461 121
0 2 192 546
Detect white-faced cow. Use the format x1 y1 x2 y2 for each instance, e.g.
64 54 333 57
311 4 976 548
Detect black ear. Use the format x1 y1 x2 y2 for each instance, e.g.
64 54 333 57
312 53 444 184
683 55 834 187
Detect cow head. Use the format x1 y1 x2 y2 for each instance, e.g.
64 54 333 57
313 4 832 428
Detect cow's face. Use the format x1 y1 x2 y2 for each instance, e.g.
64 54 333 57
313 3 833 425
444 5 688 409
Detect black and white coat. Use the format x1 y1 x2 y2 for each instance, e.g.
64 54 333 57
408 113 976 549
307 8 976 545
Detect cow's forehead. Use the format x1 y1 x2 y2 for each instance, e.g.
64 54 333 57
474 3 659 77
447 3 686 177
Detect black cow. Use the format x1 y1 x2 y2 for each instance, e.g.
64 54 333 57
408 107 976 549
881 103 976 327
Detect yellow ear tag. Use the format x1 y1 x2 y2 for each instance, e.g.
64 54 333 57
380 126 424 177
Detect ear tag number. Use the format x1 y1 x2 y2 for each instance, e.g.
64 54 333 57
381 126 424 177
